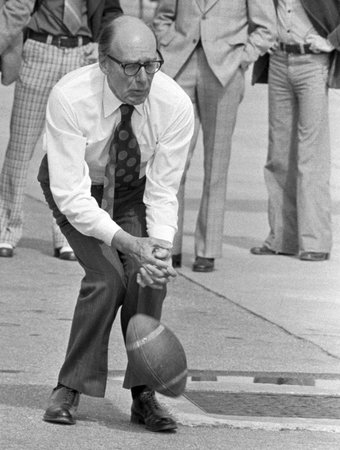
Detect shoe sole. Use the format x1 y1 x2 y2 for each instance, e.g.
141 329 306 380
131 412 177 432
192 266 214 272
43 414 75 425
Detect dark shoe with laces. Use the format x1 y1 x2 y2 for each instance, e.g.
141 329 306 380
43 385 80 425
192 256 214 272
131 390 177 432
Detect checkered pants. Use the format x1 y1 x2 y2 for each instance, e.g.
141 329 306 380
0 38 93 248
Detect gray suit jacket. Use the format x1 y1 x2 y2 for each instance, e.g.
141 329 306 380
152 0 277 87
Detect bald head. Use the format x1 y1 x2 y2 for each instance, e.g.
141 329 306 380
99 15 158 63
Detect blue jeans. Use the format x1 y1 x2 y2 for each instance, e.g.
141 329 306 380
38 155 166 397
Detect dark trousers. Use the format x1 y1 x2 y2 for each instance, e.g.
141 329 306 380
38 155 166 397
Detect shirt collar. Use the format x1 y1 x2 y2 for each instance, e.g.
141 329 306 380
102 76 145 118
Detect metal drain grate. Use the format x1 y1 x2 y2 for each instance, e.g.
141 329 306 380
185 391 340 419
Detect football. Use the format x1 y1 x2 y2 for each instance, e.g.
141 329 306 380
126 314 187 397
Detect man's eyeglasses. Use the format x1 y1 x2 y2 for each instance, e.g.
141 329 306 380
107 50 164 77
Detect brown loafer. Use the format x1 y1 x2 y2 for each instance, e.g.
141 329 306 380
299 251 329 262
43 385 80 425
131 390 177 432
192 257 214 272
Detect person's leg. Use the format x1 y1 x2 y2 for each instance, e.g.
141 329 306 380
112 184 176 432
39 175 126 397
0 40 62 248
51 43 97 252
194 49 244 259
263 51 299 254
293 54 332 254
171 50 201 260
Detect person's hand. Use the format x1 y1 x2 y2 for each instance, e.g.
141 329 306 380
83 42 99 64
111 231 176 289
137 244 177 289
268 41 279 55
306 35 335 53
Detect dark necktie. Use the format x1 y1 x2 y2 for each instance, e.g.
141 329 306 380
101 104 142 215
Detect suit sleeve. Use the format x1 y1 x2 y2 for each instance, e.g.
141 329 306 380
243 0 277 64
152 0 177 43
0 0 35 55
102 0 123 24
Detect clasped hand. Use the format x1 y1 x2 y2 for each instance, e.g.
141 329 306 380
112 230 177 290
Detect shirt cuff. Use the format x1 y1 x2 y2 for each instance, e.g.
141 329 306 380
147 224 176 245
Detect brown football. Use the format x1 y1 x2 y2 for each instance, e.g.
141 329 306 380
126 314 187 397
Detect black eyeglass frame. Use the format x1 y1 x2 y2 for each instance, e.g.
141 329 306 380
106 49 164 76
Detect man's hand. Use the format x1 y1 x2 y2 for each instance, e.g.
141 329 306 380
268 41 279 55
306 35 335 53
111 230 177 289
83 42 99 64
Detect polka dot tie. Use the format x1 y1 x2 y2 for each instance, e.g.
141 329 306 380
101 104 142 215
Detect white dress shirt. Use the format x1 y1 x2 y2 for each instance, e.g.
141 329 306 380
277 0 318 44
44 63 194 247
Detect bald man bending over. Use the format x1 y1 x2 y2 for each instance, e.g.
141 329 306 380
38 15 194 431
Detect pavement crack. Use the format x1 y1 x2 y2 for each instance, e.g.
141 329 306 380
179 272 340 363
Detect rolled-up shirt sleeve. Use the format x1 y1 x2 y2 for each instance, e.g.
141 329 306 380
144 94 194 243
46 86 121 246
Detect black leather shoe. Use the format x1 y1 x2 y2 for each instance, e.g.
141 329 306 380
172 253 182 268
131 390 177 432
0 245 13 257
192 256 214 272
43 385 80 425
250 246 294 256
54 246 76 261
299 251 329 262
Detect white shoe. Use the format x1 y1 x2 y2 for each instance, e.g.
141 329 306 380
54 246 76 261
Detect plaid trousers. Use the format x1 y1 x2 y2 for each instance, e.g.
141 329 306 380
0 38 94 248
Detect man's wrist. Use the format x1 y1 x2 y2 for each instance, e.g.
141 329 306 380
111 229 136 254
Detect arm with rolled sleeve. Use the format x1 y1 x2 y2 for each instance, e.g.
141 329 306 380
144 94 194 244
45 86 121 247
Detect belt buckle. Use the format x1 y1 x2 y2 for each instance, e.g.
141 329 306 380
299 43 305 55
57 36 69 48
